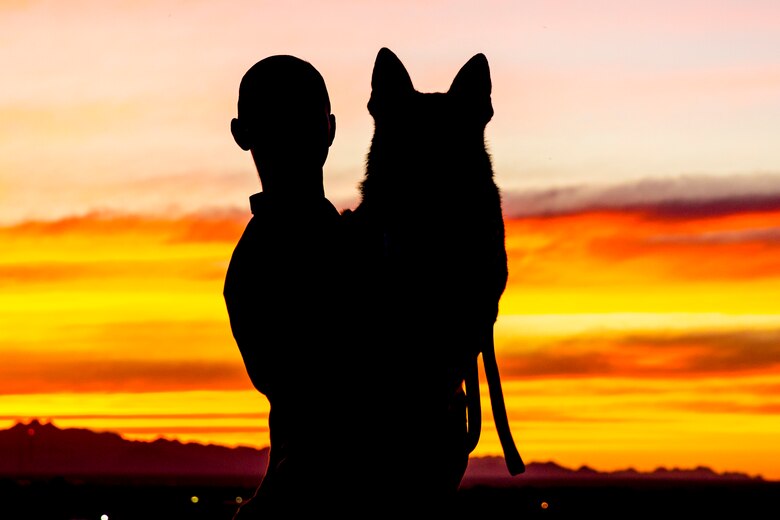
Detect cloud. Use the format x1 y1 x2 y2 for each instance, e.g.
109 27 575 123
500 182 780 287
0 354 252 395
109 425 268 435
672 401 780 415
0 412 265 421
647 227 780 245
0 210 247 288
1 209 246 239
496 329 780 379
502 173 780 218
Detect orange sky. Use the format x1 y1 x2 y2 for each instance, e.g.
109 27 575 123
2 202 779 479
2 0 780 482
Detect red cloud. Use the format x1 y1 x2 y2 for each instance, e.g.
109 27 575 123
496 329 780 379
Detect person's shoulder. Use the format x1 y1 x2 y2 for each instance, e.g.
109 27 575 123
338 205 364 223
249 192 271 215
321 198 341 217
339 205 375 233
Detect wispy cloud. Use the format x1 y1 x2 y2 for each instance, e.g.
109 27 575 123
502 173 780 218
502 186 780 291
1 353 250 395
498 329 780 379
672 401 780 415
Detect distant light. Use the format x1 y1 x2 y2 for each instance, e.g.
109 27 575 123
236 497 243 504
191 496 199 504
541 501 549 510
101 515 109 520
27 428 35 437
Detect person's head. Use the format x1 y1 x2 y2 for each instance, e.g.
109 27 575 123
231 55 336 196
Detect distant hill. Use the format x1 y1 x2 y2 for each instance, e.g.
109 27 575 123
462 457 764 487
1 419 267 485
0 420 765 485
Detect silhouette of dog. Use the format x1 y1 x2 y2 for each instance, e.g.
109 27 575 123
348 48 524 481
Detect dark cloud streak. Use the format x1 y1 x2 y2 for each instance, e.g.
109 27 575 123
498 329 780 379
502 173 780 219
1 357 252 395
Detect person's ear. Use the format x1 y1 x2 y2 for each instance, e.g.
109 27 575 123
231 118 252 151
328 114 336 147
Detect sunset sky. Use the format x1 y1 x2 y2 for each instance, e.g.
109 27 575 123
2 0 780 480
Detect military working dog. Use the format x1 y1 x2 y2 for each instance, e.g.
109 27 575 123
346 48 524 491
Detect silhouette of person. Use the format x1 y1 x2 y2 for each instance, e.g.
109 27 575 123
223 55 352 518
223 53 478 519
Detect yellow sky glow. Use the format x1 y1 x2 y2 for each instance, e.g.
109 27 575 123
2 208 779 478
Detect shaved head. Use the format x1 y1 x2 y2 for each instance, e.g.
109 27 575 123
237 55 331 123
231 55 336 196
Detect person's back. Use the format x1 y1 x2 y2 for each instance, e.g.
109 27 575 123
223 55 357 517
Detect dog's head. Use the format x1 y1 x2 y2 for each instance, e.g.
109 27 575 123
368 47 493 126
364 48 495 195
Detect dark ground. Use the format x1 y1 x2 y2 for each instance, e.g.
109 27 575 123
3 477 778 520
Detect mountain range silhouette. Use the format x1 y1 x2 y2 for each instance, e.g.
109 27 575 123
1 419 764 485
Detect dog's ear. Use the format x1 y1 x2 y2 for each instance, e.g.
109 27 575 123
368 48 414 116
449 53 493 123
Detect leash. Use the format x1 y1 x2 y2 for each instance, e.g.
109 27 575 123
464 327 525 475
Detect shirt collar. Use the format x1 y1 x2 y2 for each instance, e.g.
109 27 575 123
248 192 338 216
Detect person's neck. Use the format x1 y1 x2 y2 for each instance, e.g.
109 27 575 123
260 168 325 201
